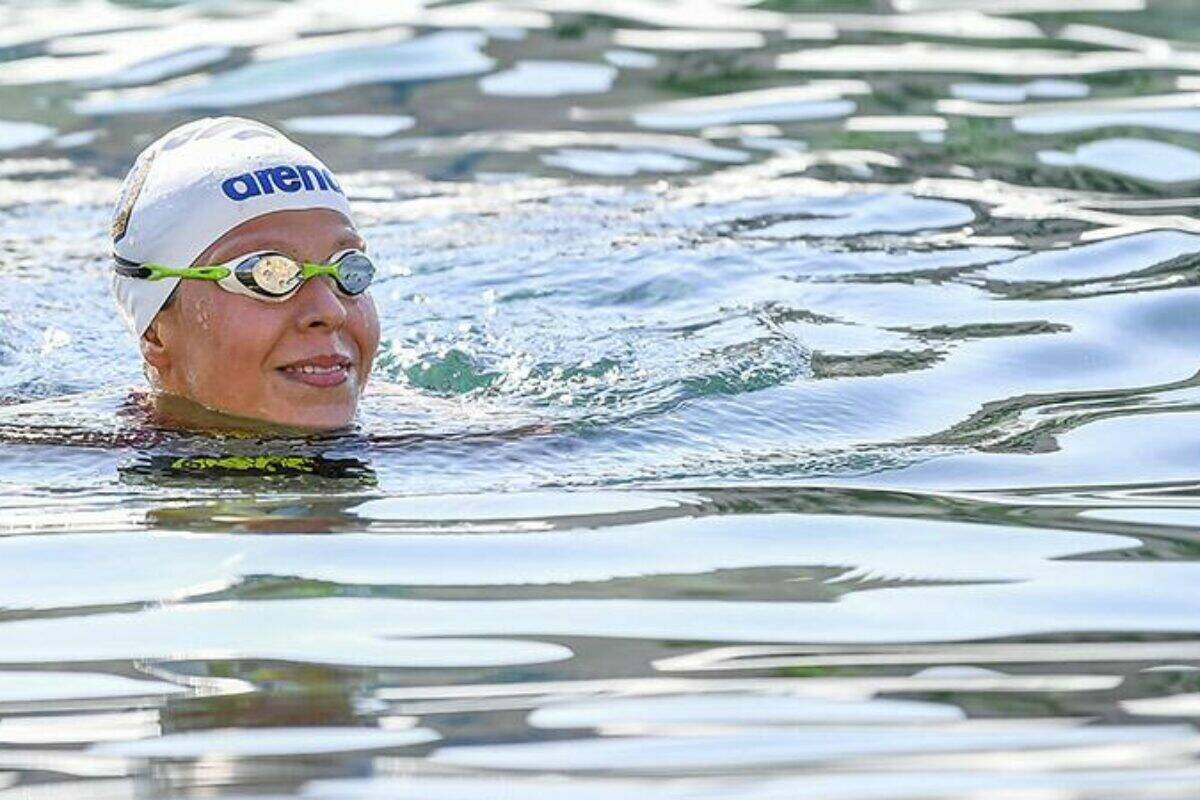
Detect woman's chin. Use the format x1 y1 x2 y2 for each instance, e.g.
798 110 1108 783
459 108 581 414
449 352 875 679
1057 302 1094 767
149 391 356 435
268 370 362 424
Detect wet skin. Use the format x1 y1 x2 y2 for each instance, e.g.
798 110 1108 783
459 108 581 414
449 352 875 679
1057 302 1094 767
141 208 381 431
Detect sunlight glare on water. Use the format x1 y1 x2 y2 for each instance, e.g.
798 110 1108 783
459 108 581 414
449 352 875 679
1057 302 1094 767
3 0 1200 797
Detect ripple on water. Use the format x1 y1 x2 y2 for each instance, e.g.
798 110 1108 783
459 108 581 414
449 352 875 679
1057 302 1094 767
733 193 975 238
431 723 1197 771
628 85 864 130
0 122 56 151
283 115 416 138
479 61 618 97
75 31 495 113
0 673 186 705
1015 107 1200 135
4 1 1200 796
951 79 1090 103
91 725 439 758
542 148 699 177
1038 138 1200 184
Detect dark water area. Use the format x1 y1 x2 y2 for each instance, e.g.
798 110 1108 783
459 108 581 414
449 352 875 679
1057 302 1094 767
4 0 1200 797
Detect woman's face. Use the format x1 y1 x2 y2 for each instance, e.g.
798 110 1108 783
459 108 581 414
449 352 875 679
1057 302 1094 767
144 208 381 431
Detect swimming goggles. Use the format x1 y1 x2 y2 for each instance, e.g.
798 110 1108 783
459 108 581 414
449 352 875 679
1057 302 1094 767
112 249 375 302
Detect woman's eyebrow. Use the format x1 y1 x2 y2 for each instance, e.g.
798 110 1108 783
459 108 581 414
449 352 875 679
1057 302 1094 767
230 237 365 261
331 236 366 256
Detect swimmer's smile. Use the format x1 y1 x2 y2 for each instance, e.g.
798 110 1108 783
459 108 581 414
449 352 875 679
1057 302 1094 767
276 353 354 388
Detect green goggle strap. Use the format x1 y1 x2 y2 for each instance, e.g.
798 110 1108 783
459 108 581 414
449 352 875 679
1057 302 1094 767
137 264 231 281
127 260 353 285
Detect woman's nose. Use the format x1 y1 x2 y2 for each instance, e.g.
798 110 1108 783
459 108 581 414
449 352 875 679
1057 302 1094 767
293 276 349 331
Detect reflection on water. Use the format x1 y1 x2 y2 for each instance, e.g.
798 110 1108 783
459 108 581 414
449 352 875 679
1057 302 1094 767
5 0 1200 797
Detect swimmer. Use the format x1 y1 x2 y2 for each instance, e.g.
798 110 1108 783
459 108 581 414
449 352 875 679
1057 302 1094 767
109 116 381 432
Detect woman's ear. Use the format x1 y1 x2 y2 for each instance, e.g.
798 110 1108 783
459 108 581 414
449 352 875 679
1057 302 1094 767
139 316 171 373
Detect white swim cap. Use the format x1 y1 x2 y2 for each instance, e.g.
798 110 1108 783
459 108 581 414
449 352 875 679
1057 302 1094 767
109 116 355 338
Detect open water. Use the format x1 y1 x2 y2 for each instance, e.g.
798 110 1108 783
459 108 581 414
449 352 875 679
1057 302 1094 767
3 0 1200 797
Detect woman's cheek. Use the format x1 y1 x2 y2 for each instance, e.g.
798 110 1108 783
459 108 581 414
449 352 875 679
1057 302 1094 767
355 295 382 370
210 303 282 387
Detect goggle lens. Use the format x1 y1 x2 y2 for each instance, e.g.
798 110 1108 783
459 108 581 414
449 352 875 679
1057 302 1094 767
335 252 374 295
238 254 302 296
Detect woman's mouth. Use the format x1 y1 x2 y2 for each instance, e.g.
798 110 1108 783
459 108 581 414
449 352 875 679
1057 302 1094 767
278 355 353 388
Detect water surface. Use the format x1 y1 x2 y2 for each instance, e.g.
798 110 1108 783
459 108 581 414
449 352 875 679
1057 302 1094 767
3 0 1200 797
